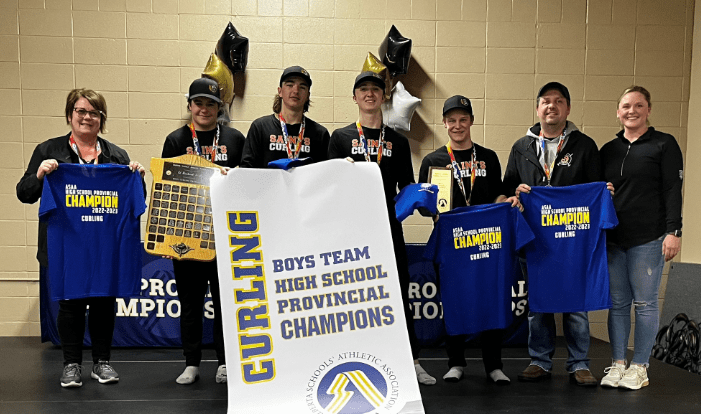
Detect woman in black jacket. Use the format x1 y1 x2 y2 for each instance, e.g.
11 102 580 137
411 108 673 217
599 86 683 390
17 88 144 388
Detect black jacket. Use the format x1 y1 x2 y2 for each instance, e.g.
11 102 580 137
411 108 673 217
600 127 683 248
503 121 602 195
16 133 133 266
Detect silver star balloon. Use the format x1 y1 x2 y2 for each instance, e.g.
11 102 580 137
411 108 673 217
382 81 421 131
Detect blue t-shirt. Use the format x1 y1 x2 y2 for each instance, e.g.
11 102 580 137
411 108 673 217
424 203 535 335
520 182 618 313
39 164 146 301
394 183 438 222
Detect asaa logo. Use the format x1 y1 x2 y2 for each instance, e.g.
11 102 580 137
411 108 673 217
316 362 387 414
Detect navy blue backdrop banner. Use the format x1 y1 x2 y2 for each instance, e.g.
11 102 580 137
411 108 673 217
39 244 528 347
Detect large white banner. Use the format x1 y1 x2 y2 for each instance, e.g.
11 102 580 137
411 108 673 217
210 160 424 414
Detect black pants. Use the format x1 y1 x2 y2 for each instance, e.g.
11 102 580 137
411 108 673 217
390 219 420 360
172 259 225 366
446 330 504 374
57 297 116 366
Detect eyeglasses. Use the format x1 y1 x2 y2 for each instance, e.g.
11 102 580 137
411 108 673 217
73 108 104 119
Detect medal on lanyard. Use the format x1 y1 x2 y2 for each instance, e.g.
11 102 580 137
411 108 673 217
279 114 306 159
188 122 220 160
356 121 386 165
539 127 566 187
446 144 477 206
69 134 101 165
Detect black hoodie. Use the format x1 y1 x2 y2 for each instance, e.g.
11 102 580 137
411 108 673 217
503 121 602 195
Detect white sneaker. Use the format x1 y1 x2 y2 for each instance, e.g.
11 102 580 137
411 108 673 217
216 365 227 383
601 362 626 388
618 364 649 390
414 363 436 385
443 366 464 382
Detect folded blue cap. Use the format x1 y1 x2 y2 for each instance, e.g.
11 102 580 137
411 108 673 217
267 157 313 170
394 183 439 222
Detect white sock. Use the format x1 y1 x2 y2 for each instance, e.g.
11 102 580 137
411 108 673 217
176 366 200 385
415 363 436 385
443 366 464 382
489 369 510 384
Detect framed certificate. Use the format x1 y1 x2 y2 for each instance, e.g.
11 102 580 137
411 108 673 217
428 166 453 213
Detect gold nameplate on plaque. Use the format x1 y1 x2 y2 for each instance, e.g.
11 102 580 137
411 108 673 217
429 166 453 213
144 154 221 261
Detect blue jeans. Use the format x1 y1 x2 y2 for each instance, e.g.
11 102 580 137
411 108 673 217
607 238 664 366
528 312 591 372
520 258 591 372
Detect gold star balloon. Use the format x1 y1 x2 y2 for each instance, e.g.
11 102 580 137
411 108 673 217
202 53 234 105
362 52 392 100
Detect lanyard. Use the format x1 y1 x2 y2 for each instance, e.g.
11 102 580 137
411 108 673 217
188 122 220 159
279 113 306 159
538 127 566 186
446 144 477 206
356 121 386 165
69 134 101 165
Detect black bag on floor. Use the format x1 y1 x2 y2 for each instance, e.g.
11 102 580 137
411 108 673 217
652 313 701 375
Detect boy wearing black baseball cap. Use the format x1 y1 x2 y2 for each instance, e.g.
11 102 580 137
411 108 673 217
328 72 436 385
240 66 330 168
418 95 520 384
161 77 246 385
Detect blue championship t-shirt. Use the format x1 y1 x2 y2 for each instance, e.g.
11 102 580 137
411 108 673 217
424 203 535 335
520 182 618 313
39 164 146 301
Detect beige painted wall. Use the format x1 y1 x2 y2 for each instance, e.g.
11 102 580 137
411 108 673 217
0 0 695 342
681 2 701 264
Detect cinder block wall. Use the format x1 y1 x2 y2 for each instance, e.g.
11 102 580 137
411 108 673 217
0 0 695 343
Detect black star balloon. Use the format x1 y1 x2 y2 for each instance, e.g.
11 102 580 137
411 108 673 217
378 25 412 77
215 22 249 74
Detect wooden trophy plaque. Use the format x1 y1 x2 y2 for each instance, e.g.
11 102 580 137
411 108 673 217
144 154 221 261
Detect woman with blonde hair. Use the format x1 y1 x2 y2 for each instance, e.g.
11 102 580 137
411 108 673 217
599 86 683 390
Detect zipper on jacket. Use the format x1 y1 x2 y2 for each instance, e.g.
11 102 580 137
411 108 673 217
620 143 631 176
526 141 548 183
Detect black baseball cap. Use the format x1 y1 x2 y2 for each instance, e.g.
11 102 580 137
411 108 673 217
188 78 222 104
280 66 312 87
353 71 386 93
537 82 570 105
442 95 473 117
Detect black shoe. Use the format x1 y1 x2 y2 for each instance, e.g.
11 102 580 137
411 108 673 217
60 363 83 388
